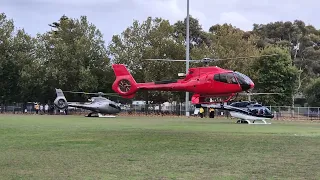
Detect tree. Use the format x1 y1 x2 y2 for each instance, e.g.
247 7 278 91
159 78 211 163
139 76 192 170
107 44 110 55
252 20 320 93
37 15 111 102
13 29 38 102
2 12 319 108
0 13 37 104
0 13 14 104
173 15 211 47
108 17 186 103
207 23 260 77
251 46 299 105
304 78 320 107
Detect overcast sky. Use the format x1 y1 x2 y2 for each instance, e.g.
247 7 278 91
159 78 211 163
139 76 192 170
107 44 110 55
1 0 319 45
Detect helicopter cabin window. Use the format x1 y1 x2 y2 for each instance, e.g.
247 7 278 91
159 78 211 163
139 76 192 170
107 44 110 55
214 73 237 84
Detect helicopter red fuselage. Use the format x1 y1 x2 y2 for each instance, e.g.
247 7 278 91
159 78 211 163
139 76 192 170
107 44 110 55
111 64 254 103
129 68 242 94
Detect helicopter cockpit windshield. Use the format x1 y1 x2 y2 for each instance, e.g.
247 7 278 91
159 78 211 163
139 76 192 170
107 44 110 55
234 71 253 85
233 71 254 91
213 71 254 91
248 105 273 116
213 72 238 84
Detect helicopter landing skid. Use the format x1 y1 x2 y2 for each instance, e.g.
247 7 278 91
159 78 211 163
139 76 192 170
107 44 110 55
85 113 116 118
236 119 271 125
98 113 116 118
192 93 237 104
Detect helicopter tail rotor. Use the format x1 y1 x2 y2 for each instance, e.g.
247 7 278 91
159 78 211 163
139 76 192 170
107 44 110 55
54 88 68 110
112 64 138 98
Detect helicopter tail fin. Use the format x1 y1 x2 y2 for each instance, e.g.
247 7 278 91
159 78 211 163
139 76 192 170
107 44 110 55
53 88 68 110
112 64 138 98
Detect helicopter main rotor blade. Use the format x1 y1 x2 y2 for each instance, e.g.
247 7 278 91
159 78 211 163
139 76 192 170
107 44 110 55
145 58 210 62
100 93 122 97
63 91 97 95
145 59 189 62
212 54 279 61
63 91 120 96
145 54 278 62
238 92 283 96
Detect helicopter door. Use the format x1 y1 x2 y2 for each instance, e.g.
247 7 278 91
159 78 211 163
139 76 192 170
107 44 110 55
207 74 214 89
231 72 244 89
213 73 237 84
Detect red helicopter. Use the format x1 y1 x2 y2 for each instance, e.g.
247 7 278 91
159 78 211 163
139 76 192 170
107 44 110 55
111 55 277 104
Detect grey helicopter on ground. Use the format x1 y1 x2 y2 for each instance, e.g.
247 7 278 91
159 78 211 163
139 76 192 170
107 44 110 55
54 88 122 117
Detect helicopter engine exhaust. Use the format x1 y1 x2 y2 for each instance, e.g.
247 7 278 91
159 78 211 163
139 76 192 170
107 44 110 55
112 64 138 98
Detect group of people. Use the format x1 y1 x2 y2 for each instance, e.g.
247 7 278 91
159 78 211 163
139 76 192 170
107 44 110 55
33 103 53 114
198 107 215 118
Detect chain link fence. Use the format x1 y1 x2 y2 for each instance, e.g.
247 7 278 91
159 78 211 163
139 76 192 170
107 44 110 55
267 106 320 121
1 103 320 121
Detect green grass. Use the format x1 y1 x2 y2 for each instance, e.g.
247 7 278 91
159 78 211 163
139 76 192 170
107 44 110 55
1 115 320 179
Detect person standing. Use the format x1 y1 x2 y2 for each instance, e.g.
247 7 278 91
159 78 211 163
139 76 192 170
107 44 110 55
209 107 215 118
40 104 44 115
45 104 49 114
199 107 204 118
35 103 39 114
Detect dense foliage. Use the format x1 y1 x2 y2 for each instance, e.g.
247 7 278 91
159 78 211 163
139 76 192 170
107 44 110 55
1 12 319 106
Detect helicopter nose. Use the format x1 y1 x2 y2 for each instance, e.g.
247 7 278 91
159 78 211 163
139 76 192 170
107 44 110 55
240 81 254 91
250 81 254 89
116 105 121 112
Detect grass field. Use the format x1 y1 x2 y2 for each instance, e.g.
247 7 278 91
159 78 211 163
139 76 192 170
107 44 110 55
1 115 320 179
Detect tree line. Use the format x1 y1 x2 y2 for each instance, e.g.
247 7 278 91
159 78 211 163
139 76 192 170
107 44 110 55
1 12 320 106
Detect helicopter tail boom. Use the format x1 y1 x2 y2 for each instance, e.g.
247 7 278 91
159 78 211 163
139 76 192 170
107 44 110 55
112 64 138 98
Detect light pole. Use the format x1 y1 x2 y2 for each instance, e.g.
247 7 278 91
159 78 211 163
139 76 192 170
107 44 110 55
185 0 190 116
